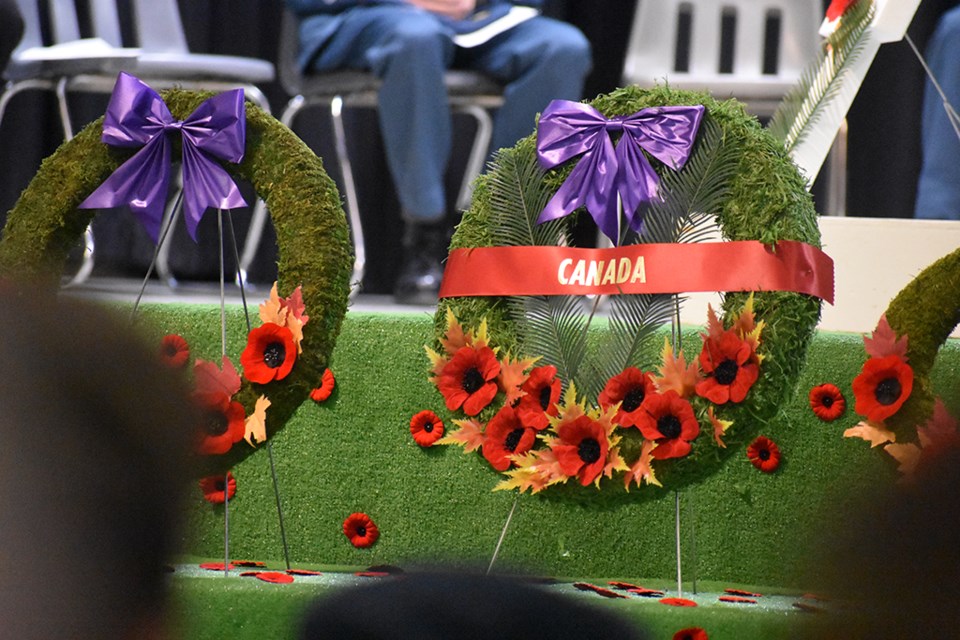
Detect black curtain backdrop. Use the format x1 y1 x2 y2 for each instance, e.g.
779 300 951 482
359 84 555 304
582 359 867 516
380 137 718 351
0 0 955 292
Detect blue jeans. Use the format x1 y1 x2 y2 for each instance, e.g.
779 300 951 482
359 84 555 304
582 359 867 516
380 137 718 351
915 6 960 220
305 6 591 222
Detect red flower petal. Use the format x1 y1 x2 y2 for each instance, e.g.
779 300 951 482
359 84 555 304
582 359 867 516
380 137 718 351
310 368 336 403
719 595 757 604
724 588 762 597
809 383 846 421
241 322 298 384
629 588 666 597
747 436 781 473
660 597 698 607
232 560 265 568
572 582 626 598
256 571 295 584
514 365 561 430
287 569 323 576
194 392 246 455
852 355 914 423
199 562 234 571
482 405 536 471
160 334 190 368
608 580 644 590
343 512 380 548
410 410 445 447
436 346 500 416
673 628 709 640
598 367 657 427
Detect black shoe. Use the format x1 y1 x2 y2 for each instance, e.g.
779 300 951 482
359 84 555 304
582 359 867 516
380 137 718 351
393 221 449 305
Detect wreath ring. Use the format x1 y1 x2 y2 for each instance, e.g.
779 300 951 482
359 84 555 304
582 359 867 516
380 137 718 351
0 89 353 476
433 86 824 493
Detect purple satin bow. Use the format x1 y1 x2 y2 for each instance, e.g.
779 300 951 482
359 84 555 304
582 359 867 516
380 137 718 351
79 72 247 243
536 100 705 243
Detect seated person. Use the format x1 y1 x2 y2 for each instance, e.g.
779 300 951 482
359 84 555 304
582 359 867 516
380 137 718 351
915 5 960 220
286 0 592 303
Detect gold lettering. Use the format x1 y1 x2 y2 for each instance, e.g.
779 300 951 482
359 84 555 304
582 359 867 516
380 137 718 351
631 256 646 283
570 260 586 286
558 258 573 285
601 259 617 285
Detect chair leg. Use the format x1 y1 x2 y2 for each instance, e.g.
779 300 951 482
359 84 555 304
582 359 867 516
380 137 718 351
330 95 366 297
454 104 494 212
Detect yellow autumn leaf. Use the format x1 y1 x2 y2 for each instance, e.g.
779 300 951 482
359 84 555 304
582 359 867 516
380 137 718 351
843 421 896 448
244 395 271 447
498 353 539 406
259 282 287 327
495 449 566 494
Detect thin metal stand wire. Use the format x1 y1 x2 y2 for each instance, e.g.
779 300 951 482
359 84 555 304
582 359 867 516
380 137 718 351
487 494 520 575
130 191 184 322
218 210 231 578
688 492 698 594
905 34 960 143
224 210 292 571
671 295 684 597
675 490 683 598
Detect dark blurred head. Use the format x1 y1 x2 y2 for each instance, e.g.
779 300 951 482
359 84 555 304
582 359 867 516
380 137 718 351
299 570 647 640
0 291 195 639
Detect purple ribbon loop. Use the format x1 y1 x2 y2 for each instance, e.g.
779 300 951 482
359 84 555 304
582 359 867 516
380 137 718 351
79 72 247 243
536 100 705 243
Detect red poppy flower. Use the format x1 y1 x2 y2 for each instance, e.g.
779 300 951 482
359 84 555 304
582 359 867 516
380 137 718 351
310 368 335 402
160 333 190 368
436 345 500 416
599 367 658 427
233 560 266 568
673 628 709 640
241 322 297 384
695 329 759 404
852 355 914 423
552 414 610 486
630 588 666 597
809 383 846 421
514 365 561 430
747 435 781 473
725 588 762 597
660 597 698 607
719 596 757 604
343 512 379 548
287 568 323 576
194 391 246 455
482 405 536 471
636 391 700 460
199 471 237 504
256 571 294 584
410 409 445 447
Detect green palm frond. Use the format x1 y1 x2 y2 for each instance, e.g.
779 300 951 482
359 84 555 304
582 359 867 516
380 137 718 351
767 0 875 152
640 117 737 245
507 294 590 385
486 144 564 247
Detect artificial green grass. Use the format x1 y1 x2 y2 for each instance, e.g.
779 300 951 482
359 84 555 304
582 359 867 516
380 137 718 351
135 306 960 590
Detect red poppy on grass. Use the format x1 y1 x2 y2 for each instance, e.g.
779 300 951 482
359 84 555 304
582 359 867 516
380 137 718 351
852 355 914 423
199 471 237 504
636 391 700 460
310 368 335 402
410 410 445 447
436 345 500 416
514 365 561 430
719 595 757 604
747 436 781 473
287 568 323 576
195 392 246 455
241 322 297 384
809 383 846 421
482 405 536 471
343 512 379 548
256 572 294 584
599 367 658 427
160 334 190 368
660 597 698 607
695 329 759 404
233 560 266 568
673 628 709 640
552 414 610 486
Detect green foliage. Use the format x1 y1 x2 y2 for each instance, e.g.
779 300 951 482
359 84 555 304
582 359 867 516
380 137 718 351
767 0 875 152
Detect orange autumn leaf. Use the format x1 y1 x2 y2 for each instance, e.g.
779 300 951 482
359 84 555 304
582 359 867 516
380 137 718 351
244 395 271 447
436 418 485 453
424 345 450 378
844 421 896 448
864 315 909 361
655 338 700 398
194 356 242 397
624 440 661 489
259 282 287 327
704 303 725 341
259 282 305 353
885 442 922 480
498 353 539 406
281 285 309 326
439 308 469 356
708 406 732 448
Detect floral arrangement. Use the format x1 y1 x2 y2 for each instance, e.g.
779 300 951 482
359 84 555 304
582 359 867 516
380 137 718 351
427 294 765 492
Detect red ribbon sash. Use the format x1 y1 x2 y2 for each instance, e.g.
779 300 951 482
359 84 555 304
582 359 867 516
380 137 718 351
438 240 834 304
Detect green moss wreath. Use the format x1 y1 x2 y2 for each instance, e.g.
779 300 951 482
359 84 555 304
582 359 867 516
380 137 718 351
431 86 823 494
0 90 353 475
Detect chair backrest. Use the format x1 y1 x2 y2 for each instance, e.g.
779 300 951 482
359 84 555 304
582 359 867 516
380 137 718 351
277 8 304 97
623 0 821 95
12 0 190 53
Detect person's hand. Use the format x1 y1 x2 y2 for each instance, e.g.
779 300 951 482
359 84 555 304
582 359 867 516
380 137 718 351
407 0 477 20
